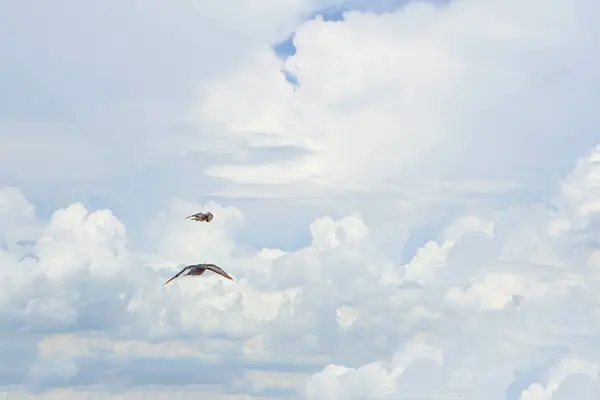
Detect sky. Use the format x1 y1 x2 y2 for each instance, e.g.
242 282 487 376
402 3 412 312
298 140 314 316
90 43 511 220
1 0 600 398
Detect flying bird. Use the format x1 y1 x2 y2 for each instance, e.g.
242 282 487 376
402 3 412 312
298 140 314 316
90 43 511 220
185 211 214 223
164 263 233 285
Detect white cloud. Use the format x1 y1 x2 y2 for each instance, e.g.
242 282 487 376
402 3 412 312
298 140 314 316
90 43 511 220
304 333 443 399
2 143 600 397
3 0 600 398
195 0 600 201
0 187 43 248
0 0 322 184
519 357 598 400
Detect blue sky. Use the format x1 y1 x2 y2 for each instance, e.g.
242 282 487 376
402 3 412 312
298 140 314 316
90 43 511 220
2 0 600 399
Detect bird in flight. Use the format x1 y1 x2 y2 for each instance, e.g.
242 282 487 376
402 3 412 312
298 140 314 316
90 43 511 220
185 211 214 223
164 263 233 285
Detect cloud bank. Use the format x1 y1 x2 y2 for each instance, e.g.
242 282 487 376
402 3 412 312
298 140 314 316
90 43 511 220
2 0 600 398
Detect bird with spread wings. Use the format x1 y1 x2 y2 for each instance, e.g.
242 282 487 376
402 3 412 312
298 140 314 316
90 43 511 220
185 212 214 223
164 263 233 285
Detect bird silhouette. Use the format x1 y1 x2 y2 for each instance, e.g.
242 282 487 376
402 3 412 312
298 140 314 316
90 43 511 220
185 212 214 223
164 263 233 285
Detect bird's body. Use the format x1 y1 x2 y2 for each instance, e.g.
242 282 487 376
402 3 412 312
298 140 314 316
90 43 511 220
185 212 214 223
164 263 233 285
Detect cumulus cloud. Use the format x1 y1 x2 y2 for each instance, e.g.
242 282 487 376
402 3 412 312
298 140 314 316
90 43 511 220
3 0 600 398
519 357 598 400
197 0 600 201
305 333 443 399
2 145 600 398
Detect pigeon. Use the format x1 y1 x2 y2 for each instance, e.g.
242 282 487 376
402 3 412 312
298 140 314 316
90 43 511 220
164 263 233 285
185 211 214 223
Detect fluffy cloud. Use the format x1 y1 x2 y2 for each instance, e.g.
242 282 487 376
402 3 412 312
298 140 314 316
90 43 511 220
519 357 598 400
197 0 600 201
305 333 443 399
2 145 600 398
3 0 600 398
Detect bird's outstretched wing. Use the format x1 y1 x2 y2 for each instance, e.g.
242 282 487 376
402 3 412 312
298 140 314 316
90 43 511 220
204 264 233 280
185 212 202 220
164 265 192 285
